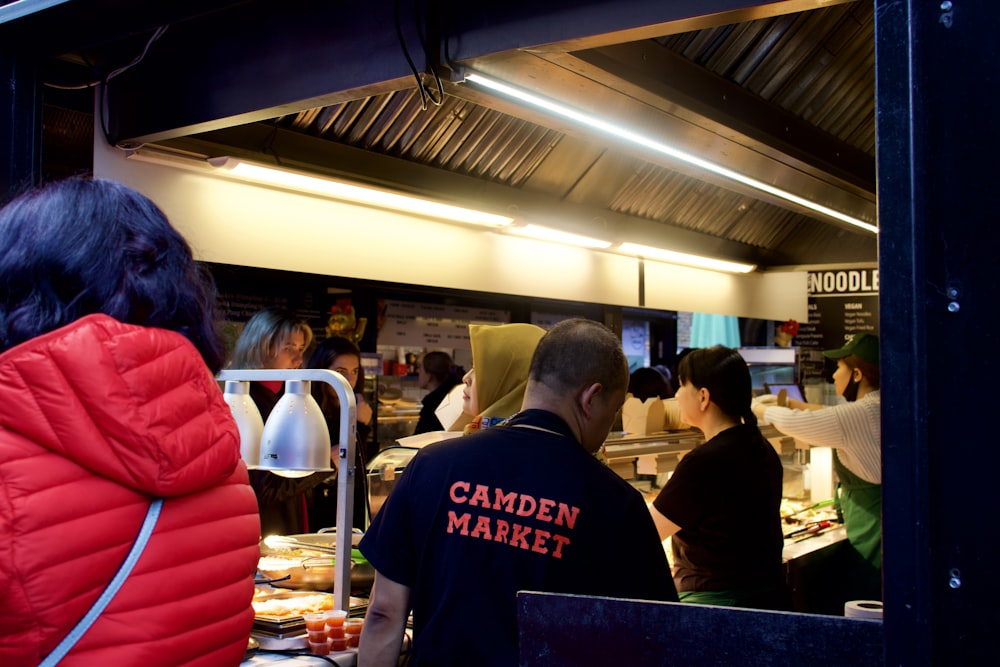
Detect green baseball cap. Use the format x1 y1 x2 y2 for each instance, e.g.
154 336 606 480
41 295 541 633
823 333 879 365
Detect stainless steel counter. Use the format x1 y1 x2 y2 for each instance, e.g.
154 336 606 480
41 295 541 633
783 525 847 562
603 425 798 482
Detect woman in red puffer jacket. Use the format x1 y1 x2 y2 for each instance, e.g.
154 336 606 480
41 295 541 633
0 178 261 667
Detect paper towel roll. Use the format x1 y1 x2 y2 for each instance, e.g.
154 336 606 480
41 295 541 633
844 600 883 620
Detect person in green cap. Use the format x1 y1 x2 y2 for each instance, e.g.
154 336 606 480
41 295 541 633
753 332 882 602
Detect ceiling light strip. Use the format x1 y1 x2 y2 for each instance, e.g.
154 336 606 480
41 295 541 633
208 157 515 229
464 72 877 235
507 223 612 249
127 150 753 273
618 242 756 273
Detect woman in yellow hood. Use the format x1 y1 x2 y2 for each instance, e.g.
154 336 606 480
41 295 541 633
461 322 546 433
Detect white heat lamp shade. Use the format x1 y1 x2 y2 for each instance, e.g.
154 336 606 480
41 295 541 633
222 380 264 467
258 380 333 478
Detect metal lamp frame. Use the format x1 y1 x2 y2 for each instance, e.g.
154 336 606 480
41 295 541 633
218 368 357 611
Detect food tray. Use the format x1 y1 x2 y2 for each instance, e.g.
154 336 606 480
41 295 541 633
251 591 369 652
257 531 375 592
252 590 335 625
253 632 308 651
253 618 306 636
253 590 368 631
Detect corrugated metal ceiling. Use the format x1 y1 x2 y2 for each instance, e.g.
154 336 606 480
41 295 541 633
21 0 877 270
249 0 876 268
661 2 874 153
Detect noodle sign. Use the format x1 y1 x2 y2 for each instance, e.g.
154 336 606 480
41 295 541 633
797 268 879 382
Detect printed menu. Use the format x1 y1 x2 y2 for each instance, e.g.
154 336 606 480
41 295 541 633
797 267 879 383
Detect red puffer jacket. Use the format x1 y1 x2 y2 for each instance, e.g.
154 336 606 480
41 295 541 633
0 315 261 667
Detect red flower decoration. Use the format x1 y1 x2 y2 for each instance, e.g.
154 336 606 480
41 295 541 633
330 299 354 316
779 319 800 336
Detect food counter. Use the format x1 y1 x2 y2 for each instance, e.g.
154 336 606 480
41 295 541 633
245 592 413 665
249 533 415 664
603 429 705 479
363 425 852 616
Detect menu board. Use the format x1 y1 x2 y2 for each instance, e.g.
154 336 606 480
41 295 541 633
210 264 326 326
796 268 879 383
376 299 510 348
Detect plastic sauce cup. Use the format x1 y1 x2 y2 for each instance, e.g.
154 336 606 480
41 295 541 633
302 612 328 632
308 639 331 656
345 619 364 648
330 635 348 651
325 609 348 629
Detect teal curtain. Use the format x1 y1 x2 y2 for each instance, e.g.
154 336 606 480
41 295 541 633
690 313 741 348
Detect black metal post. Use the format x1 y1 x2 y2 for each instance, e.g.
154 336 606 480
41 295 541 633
0 54 43 197
876 1 1000 664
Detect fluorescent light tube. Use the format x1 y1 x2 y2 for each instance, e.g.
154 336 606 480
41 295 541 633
618 242 756 273
507 223 612 249
209 157 514 229
464 72 877 235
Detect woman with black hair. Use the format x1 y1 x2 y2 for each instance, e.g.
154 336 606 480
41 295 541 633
628 366 674 401
414 350 460 434
650 345 787 610
306 335 373 531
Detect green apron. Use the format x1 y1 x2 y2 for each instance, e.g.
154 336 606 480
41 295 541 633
679 586 789 611
833 449 882 600
833 449 882 571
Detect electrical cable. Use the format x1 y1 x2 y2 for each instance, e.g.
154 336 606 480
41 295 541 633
43 52 101 90
43 80 101 91
394 0 428 110
411 0 443 107
98 25 170 150
393 0 442 111
260 121 284 166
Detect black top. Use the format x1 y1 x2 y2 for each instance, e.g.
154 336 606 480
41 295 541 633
307 401 371 533
360 409 678 667
653 423 784 596
413 379 460 435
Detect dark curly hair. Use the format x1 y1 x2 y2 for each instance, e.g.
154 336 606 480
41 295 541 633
0 177 225 371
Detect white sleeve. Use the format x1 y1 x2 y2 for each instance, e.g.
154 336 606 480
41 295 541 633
763 399 882 484
763 405 848 448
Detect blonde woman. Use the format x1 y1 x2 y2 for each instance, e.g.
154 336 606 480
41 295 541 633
229 307 323 536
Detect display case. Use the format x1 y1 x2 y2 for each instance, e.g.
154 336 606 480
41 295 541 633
602 429 705 480
603 424 829 504
373 375 422 448
374 405 421 447
366 446 419 517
